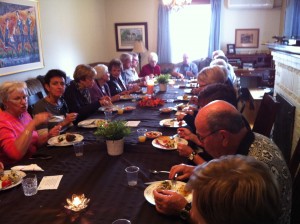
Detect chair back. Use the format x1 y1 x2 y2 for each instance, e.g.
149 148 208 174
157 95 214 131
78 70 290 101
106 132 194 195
27 91 43 116
252 93 280 137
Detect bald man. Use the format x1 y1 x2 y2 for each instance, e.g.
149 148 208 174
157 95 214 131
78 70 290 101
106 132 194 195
153 100 292 224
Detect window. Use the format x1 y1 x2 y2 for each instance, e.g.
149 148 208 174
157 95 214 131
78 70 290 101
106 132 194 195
169 5 211 63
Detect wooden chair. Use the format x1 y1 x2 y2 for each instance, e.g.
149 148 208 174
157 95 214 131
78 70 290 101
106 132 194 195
27 91 43 116
252 93 280 137
237 87 255 113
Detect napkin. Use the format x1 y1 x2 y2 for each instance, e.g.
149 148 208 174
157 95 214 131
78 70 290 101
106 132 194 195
126 121 140 127
38 175 63 190
11 164 44 171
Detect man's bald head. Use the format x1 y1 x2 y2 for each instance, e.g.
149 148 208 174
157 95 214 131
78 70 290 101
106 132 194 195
196 100 245 134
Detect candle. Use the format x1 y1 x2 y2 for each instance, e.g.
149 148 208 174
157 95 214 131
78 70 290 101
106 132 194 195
65 194 90 212
147 79 154 95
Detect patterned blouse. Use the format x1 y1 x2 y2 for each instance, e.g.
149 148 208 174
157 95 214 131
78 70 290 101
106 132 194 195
237 131 292 224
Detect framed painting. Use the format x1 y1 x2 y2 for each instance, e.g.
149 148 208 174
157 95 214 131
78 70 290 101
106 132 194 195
235 29 259 48
115 22 148 51
227 44 236 55
0 0 44 77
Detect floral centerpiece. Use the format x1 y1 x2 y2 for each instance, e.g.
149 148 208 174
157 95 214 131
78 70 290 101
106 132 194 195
137 96 165 107
94 120 131 141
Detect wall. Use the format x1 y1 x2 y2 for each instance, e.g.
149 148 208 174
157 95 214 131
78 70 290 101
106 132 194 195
0 0 106 82
104 0 159 67
221 1 282 54
0 0 282 83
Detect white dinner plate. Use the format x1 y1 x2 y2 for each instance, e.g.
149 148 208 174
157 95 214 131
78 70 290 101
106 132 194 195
120 95 133 100
159 119 187 128
144 180 192 205
77 119 106 128
47 134 84 146
183 89 192 94
0 170 26 191
152 136 188 150
98 106 118 112
176 95 191 101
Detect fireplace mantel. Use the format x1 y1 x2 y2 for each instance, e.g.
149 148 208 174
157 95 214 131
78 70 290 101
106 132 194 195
267 43 300 158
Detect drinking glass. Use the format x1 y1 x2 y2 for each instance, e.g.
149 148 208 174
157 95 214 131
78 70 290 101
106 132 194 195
22 174 38 196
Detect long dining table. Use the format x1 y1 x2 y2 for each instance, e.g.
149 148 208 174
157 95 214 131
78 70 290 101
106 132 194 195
0 80 196 224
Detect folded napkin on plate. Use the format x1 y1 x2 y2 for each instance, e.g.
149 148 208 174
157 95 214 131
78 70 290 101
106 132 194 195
11 164 44 171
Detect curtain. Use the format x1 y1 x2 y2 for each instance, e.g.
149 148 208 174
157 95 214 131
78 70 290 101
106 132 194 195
284 0 300 38
207 0 221 58
157 1 171 63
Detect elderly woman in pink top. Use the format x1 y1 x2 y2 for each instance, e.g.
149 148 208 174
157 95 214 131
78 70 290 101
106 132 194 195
0 81 61 165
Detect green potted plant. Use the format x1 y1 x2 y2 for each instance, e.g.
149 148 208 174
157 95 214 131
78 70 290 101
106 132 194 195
94 120 131 156
156 74 171 91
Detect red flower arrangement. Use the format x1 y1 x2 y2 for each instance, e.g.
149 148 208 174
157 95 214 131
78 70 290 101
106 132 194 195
137 96 165 107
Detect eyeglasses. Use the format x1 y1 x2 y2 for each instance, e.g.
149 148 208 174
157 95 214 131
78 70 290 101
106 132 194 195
9 95 28 103
196 129 221 143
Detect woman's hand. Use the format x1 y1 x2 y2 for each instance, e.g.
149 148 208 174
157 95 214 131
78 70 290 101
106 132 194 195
99 96 112 106
33 112 52 127
111 94 120 102
65 113 78 124
48 125 61 138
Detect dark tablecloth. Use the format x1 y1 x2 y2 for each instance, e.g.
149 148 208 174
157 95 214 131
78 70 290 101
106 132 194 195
0 85 193 224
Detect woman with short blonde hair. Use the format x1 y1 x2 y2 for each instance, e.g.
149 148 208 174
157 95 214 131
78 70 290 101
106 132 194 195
0 81 61 164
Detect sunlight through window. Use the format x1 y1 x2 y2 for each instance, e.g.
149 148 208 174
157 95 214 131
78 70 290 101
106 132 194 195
169 5 211 63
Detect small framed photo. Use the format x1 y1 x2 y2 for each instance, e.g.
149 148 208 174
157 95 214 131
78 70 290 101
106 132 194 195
235 29 259 48
114 22 148 51
227 44 236 54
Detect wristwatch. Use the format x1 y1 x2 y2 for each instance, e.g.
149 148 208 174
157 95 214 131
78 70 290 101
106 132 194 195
180 202 192 220
188 151 196 161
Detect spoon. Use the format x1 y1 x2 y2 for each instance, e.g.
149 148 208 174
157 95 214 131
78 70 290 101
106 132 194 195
149 169 170 174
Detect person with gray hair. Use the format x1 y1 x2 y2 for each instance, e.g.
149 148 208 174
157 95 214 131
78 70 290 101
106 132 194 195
139 52 161 79
120 53 141 90
186 155 280 224
89 64 120 102
154 100 292 224
0 81 61 165
172 53 198 79
191 65 231 95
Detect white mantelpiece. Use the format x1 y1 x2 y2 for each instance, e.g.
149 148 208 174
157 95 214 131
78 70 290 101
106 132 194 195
268 44 300 155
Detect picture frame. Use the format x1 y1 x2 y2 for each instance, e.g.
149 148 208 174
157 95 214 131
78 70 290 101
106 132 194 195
227 44 236 55
115 22 148 51
0 0 44 77
235 29 259 48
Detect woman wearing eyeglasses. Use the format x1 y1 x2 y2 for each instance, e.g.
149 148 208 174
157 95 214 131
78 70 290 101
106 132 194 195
0 81 61 165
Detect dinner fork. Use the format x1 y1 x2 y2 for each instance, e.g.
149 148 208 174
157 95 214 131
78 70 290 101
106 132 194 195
149 169 170 174
172 173 178 188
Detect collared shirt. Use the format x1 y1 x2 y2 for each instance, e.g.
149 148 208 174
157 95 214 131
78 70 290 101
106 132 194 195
175 62 198 79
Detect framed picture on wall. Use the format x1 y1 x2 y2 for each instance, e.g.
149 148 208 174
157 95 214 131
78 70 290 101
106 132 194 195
0 0 44 77
227 44 236 54
115 22 148 51
235 29 259 48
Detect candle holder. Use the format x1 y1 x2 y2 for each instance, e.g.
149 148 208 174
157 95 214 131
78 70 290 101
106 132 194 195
64 194 90 212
